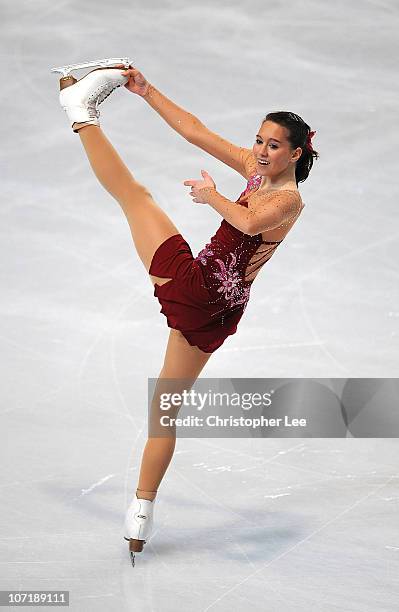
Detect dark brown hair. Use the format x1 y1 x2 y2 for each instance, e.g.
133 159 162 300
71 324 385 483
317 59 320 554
263 111 319 185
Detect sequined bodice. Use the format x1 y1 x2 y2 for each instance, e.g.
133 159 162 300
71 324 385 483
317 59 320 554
194 174 282 315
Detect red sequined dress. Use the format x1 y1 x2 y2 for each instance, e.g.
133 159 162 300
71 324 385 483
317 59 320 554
149 166 302 353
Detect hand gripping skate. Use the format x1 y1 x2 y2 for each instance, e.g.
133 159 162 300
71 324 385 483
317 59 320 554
123 494 156 567
50 58 132 131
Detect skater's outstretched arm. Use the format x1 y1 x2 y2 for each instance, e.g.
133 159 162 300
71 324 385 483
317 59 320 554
121 66 257 180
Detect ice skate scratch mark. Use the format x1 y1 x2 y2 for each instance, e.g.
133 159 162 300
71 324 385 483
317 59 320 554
110 300 144 418
233 539 293 606
110 299 143 426
78 474 115 497
0 530 121 542
386 546 399 551
193 462 234 473
77 289 142 428
204 471 399 611
297 230 399 284
174 468 258 525
74 594 115 600
193 438 330 477
256 472 386 497
192 438 306 465
0 333 71 366
295 232 399 373
273 459 335 478
298 282 348 375
107 292 148 509
49 240 135 289
234 539 257 571
263 493 291 499
220 340 324 353
234 530 306 607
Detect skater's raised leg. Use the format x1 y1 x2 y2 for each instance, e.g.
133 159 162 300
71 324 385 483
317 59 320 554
53 63 182 287
76 124 181 284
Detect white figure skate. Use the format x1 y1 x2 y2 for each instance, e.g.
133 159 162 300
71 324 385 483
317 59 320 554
123 494 156 567
50 58 132 131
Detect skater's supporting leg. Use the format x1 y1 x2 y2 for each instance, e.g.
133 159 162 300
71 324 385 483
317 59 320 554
135 330 213 501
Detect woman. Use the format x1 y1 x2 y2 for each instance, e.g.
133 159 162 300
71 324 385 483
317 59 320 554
52 58 319 566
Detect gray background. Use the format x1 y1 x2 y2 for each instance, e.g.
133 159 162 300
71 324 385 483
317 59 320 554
1 0 398 610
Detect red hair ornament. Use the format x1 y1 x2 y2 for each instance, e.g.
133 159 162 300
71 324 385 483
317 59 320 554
306 130 316 152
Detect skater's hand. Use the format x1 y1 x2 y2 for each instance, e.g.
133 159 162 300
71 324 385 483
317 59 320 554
183 170 216 204
115 64 150 97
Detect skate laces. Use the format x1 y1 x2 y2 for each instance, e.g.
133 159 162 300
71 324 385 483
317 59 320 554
87 79 121 114
87 104 99 119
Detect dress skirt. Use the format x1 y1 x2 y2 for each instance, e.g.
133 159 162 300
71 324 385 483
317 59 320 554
148 234 245 353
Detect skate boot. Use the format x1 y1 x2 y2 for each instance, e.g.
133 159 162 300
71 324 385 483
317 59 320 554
123 492 157 567
50 58 132 132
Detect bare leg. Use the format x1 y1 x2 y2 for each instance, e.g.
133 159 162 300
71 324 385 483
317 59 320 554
134 329 213 501
76 124 181 285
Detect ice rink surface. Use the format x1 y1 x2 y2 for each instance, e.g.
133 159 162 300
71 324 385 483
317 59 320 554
1 0 398 610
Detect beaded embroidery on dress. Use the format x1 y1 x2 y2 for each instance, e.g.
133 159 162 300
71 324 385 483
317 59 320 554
194 172 290 317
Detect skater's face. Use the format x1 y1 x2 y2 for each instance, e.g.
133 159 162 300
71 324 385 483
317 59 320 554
253 121 302 175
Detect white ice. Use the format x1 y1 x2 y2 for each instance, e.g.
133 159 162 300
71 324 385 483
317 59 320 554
1 0 398 610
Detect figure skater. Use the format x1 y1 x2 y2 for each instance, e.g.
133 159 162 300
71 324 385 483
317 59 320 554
51 57 319 566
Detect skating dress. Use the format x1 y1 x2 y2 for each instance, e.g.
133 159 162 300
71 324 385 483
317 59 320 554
149 149 303 353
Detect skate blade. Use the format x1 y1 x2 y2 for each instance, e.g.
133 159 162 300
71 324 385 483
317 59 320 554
50 57 132 77
127 538 145 567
